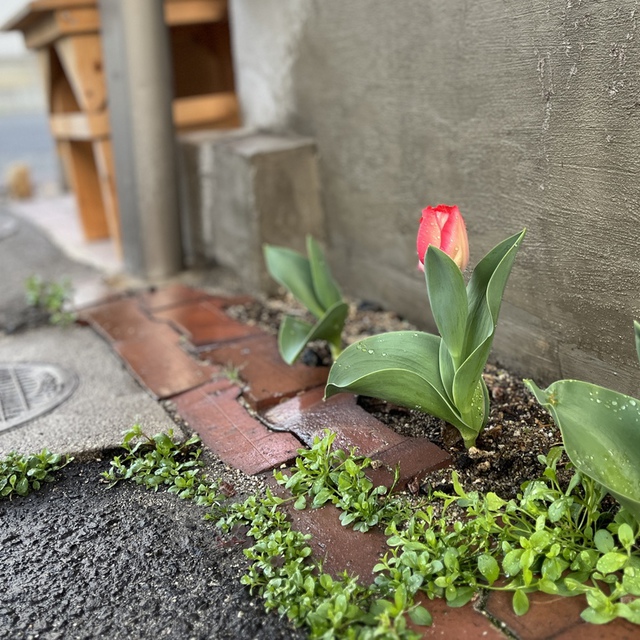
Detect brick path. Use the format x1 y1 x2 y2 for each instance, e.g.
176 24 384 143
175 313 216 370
80 284 637 639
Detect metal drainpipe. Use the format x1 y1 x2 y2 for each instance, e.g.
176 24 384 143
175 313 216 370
98 0 182 279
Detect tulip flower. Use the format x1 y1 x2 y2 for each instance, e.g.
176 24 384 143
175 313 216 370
417 204 469 271
328 211 525 449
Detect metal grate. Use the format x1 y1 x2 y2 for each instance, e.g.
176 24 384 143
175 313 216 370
0 363 78 432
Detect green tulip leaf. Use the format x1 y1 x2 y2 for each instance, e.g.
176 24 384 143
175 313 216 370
263 244 324 319
634 320 640 366
325 331 478 444
526 379 640 521
278 301 350 365
438 339 456 405
453 229 526 410
425 246 468 362
306 235 342 311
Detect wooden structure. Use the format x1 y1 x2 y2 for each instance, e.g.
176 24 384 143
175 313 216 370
2 0 240 249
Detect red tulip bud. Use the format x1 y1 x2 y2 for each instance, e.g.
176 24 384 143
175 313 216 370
416 204 469 272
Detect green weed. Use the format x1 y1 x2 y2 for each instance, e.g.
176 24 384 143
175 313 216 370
0 449 72 499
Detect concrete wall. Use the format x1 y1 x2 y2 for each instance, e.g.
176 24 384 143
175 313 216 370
229 0 640 393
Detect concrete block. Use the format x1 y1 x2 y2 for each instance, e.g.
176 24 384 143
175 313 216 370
178 129 325 291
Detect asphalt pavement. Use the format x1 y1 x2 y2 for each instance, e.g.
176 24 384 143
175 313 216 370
0 203 303 640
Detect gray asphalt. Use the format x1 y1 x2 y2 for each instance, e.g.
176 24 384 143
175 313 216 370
0 204 304 640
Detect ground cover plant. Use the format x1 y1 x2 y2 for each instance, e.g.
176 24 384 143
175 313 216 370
104 427 640 636
24 274 76 326
0 449 71 499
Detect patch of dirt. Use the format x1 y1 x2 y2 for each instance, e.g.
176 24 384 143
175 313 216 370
226 293 569 499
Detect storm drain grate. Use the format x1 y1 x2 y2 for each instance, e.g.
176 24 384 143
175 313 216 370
0 363 78 432
0 215 18 241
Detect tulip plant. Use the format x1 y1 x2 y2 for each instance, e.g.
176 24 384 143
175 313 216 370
325 205 526 448
525 320 640 522
263 236 349 365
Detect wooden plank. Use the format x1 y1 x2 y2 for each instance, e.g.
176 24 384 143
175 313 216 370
24 8 99 49
57 140 110 241
49 111 109 140
55 34 106 111
173 92 239 129
93 139 122 253
165 0 227 26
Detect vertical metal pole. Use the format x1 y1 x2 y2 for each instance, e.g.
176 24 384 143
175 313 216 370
98 0 182 279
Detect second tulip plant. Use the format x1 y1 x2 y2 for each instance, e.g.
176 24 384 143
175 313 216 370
325 205 526 448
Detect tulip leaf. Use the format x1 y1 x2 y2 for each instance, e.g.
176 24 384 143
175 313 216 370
526 379 640 521
634 320 640 366
264 244 324 319
306 236 342 311
425 246 468 362
325 331 478 444
453 230 525 411
438 340 455 405
278 301 350 365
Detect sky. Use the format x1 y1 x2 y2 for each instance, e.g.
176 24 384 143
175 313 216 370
0 0 29 57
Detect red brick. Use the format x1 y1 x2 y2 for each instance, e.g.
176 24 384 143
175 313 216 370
81 297 164 342
264 387 405 454
414 595 507 639
153 300 264 347
551 617 640 640
485 589 586 640
264 387 452 490
113 324 219 399
138 284 254 312
372 438 452 491
172 383 302 474
270 478 389 584
200 335 329 410
137 284 210 311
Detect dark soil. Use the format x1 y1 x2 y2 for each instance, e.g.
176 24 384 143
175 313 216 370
229 293 565 500
0 459 303 640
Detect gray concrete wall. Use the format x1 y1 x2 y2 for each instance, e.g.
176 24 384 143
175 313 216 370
229 0 640 393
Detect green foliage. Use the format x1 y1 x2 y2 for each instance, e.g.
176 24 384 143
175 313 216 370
526 321 640 521
25 274 76 326
375 447 640 625
105 427 640 633
0 449 71 499
216 488 425 639
326 230 526 447
101 424 222 506
264 236 349 364
274 431 403 532
526 379 640 522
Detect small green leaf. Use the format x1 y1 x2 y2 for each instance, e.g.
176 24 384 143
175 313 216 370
294 495 307 510
596 552 628 574
512 589 530 616
634 320 640 366
409 605 433 626
594 529 615 554
478 553 500 584
617 523 635 551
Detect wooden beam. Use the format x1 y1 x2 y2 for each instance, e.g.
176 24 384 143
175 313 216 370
55 34 106 111
164 0 227 26
173 92 239 129
49 111 109 140
23 8 99 49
